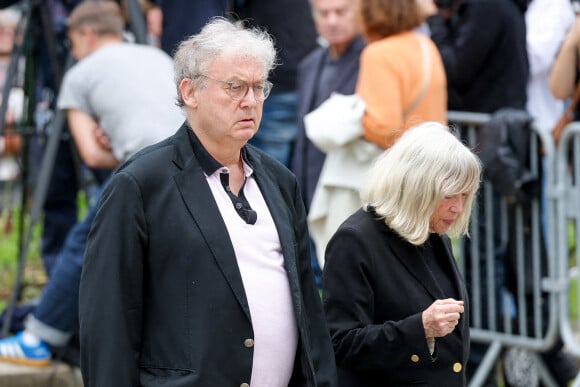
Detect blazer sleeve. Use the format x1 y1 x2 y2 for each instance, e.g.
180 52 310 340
79 171 146 387
290 175 339 387
322 224 432 371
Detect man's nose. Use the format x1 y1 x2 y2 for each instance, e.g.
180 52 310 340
241 86 259 105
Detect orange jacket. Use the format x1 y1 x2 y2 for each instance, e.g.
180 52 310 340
356 31 448 149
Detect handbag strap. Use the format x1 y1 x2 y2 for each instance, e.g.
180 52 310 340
403 35 431 119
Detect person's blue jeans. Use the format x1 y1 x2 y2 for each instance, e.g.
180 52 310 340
26 184 103 347
249 91 298 167
40 138 80 277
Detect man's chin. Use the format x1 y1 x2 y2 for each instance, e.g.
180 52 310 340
235 127 258 142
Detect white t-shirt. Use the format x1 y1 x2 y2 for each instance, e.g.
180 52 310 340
525 0 575 131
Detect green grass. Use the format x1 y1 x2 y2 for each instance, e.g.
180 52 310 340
0 189 90 311
0 203 45 311
571 278 578 320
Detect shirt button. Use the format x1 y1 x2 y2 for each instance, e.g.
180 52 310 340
235 202 242 209
243 338 254 348
240 383 250 387
410 354 420 363
453 362 462 373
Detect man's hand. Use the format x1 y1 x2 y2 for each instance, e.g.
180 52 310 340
94 124 112 151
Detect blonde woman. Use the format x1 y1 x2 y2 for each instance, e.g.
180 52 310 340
323 122 481 386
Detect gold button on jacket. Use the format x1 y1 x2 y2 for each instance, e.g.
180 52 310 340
453 362 462 373
410 354 420 363
243 338 254 348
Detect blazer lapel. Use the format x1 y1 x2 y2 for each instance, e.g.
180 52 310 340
388 229 445 300
248 149 304 321
171 125 252 321
439 235 466 302
387 224 468 343
439 235 470 338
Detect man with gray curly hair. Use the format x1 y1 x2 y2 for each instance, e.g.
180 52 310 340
79 17 337 387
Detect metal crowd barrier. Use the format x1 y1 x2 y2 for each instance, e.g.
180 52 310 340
555 122 580 387
447 111 563 387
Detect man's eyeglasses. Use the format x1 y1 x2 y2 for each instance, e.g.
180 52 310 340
197 74 273 101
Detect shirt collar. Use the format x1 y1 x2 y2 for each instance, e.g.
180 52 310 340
186 125 253 177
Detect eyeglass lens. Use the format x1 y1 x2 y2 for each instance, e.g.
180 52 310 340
228 81 270 101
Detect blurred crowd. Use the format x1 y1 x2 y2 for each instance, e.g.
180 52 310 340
0 0 578 386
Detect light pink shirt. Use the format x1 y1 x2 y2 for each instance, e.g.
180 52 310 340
205 162 299 387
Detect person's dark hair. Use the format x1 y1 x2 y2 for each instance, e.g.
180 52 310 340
67 1 124 38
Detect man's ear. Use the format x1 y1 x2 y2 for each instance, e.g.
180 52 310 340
179 78 198 107
83 26 98 44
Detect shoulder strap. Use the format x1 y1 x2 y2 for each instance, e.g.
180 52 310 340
403 35 431 119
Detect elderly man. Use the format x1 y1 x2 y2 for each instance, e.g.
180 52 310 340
78 17 337 387
290 0 364 281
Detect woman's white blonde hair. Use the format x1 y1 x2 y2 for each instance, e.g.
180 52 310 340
360 121 481 245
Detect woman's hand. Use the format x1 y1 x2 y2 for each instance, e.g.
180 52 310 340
422 298 464 338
